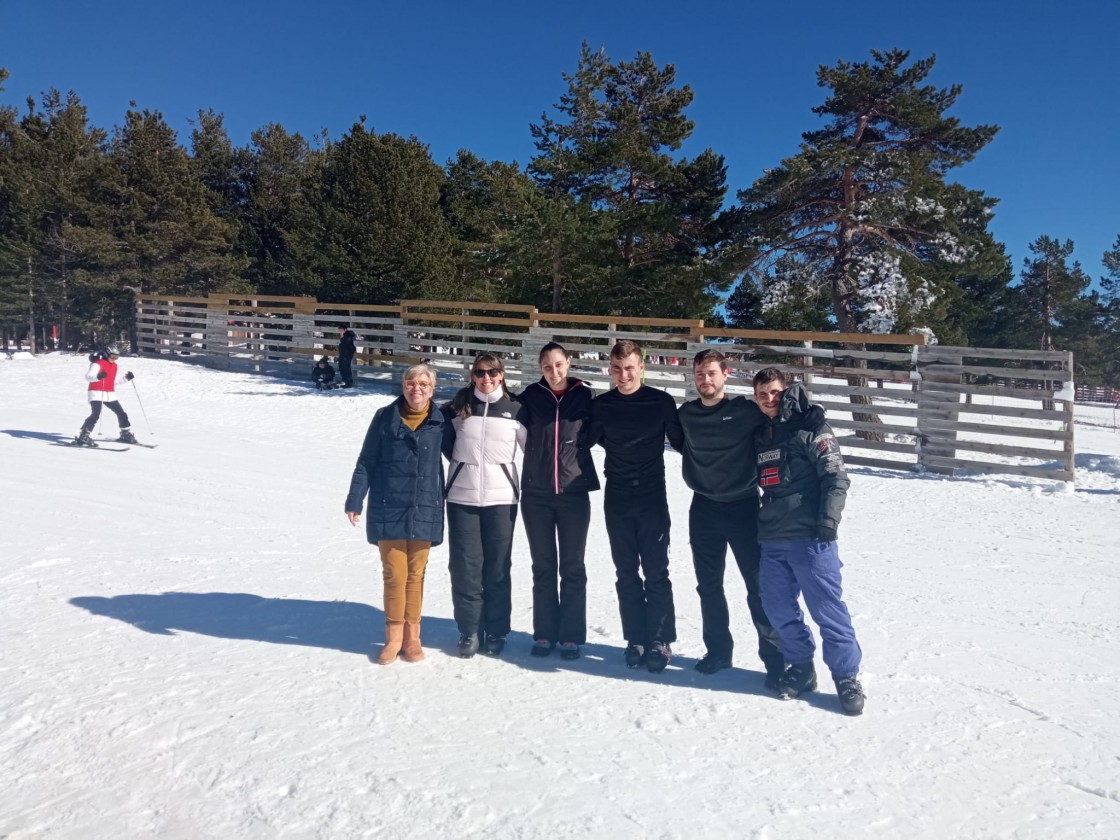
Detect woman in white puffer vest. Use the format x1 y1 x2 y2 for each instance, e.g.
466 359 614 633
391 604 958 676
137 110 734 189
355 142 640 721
441 353 527 659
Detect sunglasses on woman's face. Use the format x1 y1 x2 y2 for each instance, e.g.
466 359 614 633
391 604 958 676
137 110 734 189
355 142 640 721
473 368 501 379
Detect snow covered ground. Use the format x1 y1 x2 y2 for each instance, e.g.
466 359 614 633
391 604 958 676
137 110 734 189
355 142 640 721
2 352 1119 839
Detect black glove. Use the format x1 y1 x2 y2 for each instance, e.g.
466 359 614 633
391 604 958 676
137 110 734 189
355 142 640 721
96 370 108 380
816 519 838 542
124 371 134 381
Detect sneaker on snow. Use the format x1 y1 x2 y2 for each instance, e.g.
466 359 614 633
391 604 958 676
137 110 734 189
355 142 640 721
484 635 506 656
646 641 671 674
530 639 554 657
457 633 479 658
558 642 580 661
776 662 817 699
694 651 732 674
834 675 866 716
624 644 646 669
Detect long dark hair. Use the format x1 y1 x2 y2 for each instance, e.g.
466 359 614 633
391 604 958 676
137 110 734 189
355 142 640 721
448 353 511 418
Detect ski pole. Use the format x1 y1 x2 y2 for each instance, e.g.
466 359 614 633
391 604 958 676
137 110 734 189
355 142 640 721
130 378 154 435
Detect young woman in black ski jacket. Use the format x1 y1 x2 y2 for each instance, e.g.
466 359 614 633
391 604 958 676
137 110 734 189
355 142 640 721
518 342 601 660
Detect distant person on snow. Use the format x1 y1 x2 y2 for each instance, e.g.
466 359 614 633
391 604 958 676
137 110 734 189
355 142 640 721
312 356 336 389
752 367 865 716
338 324 357 388
75 345 138 447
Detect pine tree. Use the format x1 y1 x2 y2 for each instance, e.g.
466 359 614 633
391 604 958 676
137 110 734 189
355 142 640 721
1100 235 1120 386
735 49 1002 338
528 44 738 318
237 123 312 295
291 120 454 304
1016 236 1092 352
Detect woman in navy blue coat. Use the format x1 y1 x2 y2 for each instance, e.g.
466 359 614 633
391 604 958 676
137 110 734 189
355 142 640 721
345 364 445 664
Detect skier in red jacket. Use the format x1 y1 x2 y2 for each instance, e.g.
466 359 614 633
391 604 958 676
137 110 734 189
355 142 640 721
74 345 137 447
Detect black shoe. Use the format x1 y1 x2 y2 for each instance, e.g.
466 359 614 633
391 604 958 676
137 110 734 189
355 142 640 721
776 661 817 699
457 633 479 658
624 644 646 669
834 675 866 716
117 429 138 444
531 638 554 657
484 635 506 656
75 430 97 447
646 641 671 674
558 642 580 661
694 651 732 674
765 664 787 692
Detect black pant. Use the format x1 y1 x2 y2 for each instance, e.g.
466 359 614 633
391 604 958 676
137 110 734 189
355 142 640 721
522 492 590 644
446 503 517 638
689 493 783 670
603 485 676 645
339 356 354 387
81 400 130 433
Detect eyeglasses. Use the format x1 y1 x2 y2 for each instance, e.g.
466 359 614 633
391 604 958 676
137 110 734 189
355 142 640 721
473 368 501 379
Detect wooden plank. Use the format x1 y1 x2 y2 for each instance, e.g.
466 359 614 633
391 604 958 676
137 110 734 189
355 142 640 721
919 345 1072 363
401 313 533 328
918 417 1073 441
844 454 919 471
835 436 917 455
920 363 1071 381
916 381 1070 401
535 312 703 329
827 418 916 436
697 327 927 345
921 454 1072 482
816 400 919 419
952 402 1069 421
402 299 538 314
920 435 1064 460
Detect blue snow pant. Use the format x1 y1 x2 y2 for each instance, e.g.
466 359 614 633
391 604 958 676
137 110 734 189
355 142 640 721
759 540 862 677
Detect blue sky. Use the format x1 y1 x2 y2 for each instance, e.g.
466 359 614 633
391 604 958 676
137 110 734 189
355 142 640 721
3 0 1118 283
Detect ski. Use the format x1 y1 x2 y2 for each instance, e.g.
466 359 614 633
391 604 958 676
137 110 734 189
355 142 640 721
52 442 130 452
96 438 159 449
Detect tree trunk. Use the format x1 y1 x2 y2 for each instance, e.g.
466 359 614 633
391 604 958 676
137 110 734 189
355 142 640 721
832 267 885 442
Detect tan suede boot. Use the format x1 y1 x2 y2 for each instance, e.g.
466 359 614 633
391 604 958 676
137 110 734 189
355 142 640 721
376 623 404 665
401 621 424 663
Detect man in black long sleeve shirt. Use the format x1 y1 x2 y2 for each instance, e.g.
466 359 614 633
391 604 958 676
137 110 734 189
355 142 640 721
589 340 683 674
677 349 784 687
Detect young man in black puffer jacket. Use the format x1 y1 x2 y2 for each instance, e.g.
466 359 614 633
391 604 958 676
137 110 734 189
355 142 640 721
752 368 866 716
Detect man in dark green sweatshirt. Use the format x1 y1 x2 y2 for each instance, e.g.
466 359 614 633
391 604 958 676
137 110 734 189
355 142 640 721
677 349 784 688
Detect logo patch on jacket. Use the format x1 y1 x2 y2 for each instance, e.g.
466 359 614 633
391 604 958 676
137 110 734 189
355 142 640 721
758 449 781 464
760 466 780 487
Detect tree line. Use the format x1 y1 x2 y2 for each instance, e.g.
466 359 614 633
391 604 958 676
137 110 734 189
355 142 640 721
1 48 1117 384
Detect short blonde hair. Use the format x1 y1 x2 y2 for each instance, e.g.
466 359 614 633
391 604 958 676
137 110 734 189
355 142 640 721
403 364 436 386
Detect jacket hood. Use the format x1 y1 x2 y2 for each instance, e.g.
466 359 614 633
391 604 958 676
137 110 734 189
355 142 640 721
778 383 826 430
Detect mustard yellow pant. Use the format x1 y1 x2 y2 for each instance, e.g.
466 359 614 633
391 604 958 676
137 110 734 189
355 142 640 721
379 540 431 624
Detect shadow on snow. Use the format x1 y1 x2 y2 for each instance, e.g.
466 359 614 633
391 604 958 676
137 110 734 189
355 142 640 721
68 591 799 702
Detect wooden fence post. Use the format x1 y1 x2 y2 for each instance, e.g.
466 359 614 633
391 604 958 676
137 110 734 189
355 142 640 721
915 345 962 475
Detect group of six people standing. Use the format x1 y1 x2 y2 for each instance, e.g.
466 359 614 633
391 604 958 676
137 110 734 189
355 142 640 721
344 340 866 715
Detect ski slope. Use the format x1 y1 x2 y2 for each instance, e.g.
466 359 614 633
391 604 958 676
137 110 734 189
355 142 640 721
2 352 1119 839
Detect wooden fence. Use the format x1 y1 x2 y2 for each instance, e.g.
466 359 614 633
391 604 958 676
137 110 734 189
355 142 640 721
136 294 1077 483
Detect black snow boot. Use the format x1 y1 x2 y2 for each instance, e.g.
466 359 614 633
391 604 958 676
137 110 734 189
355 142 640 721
776 661 817 699
484 635 506 656
458 633 479 658
75 429 96 447
765 662 787 692
117 429 138 444
694 650 733 675
624 644 646 669
646 641 671 674
834 675 866 716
